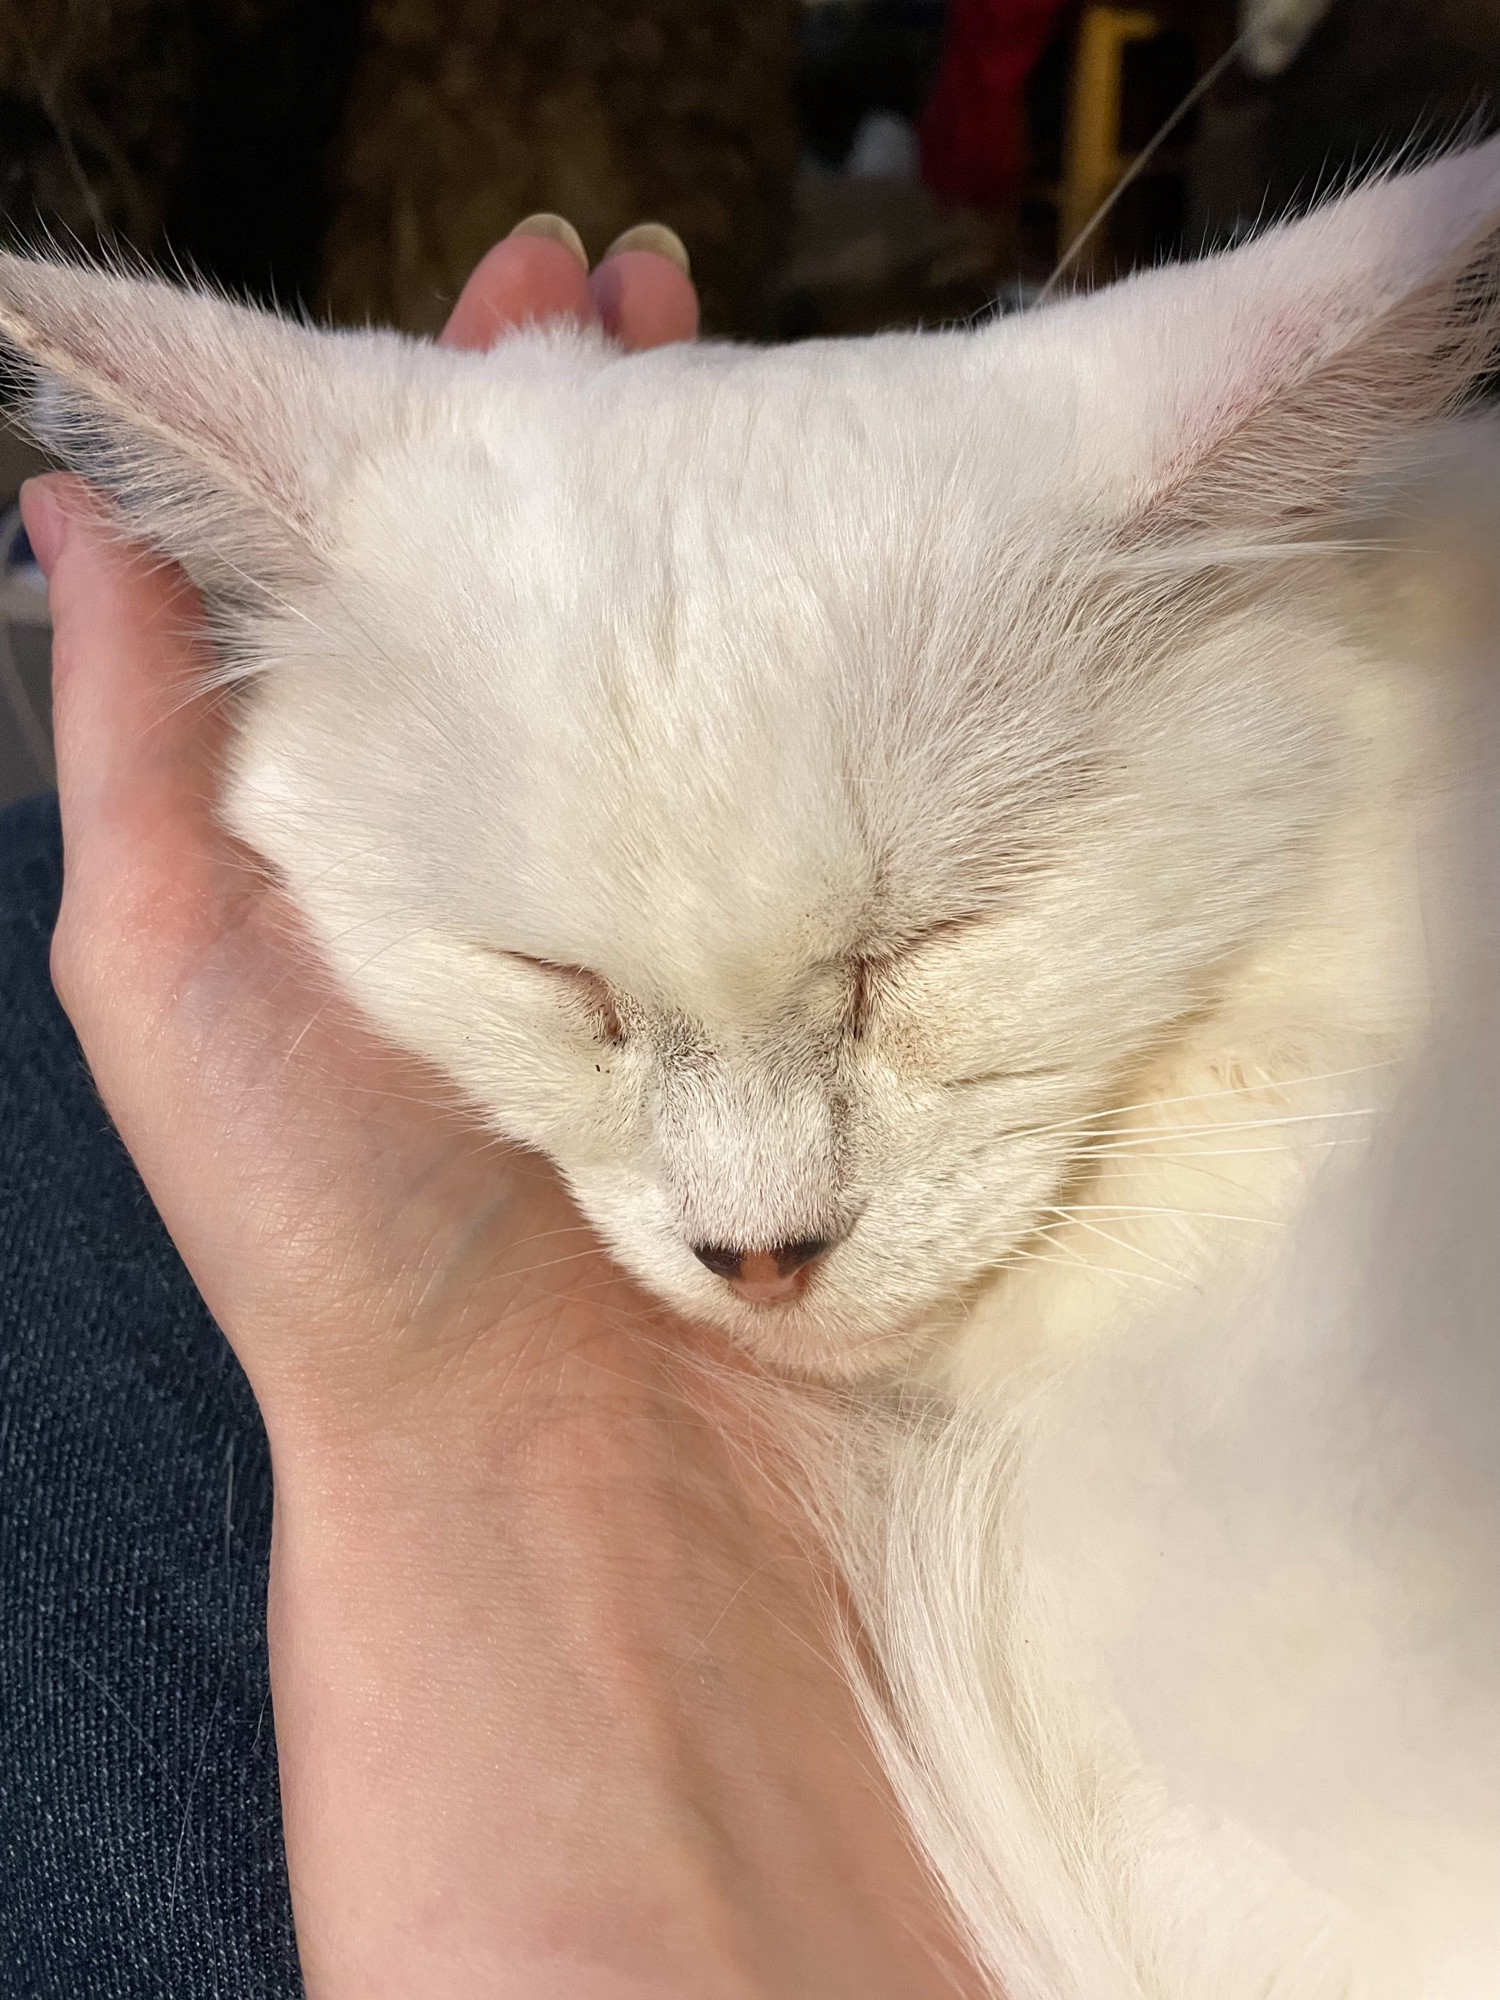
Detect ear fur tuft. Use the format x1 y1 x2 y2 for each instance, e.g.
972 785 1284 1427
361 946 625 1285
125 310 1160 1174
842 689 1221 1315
0 254 411 602
1080 135 1500 545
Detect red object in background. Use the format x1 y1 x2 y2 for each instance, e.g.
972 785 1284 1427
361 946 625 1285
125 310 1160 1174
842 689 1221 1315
920 0 1069 207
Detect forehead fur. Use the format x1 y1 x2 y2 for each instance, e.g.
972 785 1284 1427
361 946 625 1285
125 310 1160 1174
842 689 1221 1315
276 325 1117 1011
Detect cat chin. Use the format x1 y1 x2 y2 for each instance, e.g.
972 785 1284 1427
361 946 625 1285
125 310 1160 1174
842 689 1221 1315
695 1295 928 1383
591 1242 957 1382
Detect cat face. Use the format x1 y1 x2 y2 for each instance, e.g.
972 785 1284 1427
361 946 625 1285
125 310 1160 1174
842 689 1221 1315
220 334 1342 1372
6 136 1498 1374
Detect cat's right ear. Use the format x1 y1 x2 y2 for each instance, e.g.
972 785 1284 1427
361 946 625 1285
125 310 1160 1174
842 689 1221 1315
0 255 415 605
1047 134 1500 546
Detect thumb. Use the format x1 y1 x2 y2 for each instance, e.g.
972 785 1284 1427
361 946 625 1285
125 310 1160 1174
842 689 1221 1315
21 473 236 1015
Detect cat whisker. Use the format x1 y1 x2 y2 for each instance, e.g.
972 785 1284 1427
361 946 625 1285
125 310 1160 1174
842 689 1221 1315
1079 1137 1369 1162
308 906 437 955
1003 1072 1388 1145
1069 1105 1377 1145
489 1220 601 1251
317 1083 464 1114
1043 1201 1286 1227
666 1557 794 1688
1001 1244 1171 1289
1036 1209 1195 1284
272 918 440 1069
502 1245 621 1281
294 840 405 894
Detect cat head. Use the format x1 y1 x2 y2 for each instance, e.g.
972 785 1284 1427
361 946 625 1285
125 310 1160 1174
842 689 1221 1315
5 140 1499 1376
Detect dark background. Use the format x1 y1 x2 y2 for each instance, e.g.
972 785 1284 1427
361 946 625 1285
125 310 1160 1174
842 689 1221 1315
3 0 1500 807
4 1 1498 338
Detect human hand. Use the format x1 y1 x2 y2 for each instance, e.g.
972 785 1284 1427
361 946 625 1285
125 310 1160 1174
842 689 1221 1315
24 217 705 1473
20 225 975 1999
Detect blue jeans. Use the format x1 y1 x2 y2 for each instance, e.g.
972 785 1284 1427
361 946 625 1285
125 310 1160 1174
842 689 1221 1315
0 796 301 1998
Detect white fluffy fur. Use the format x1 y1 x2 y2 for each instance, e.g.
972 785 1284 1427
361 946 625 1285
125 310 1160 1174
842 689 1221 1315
5 137 1500 1992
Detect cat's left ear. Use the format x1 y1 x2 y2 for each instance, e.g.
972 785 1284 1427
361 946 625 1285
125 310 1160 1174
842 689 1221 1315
1055 134 1500 541
0 255 424 603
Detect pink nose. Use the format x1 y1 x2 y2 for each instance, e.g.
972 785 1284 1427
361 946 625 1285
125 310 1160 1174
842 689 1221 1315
691 1237 832 1304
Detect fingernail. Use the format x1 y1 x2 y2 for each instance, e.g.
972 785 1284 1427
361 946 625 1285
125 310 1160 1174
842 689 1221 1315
18 476 68 577
506 213 588 270
602 222 691 277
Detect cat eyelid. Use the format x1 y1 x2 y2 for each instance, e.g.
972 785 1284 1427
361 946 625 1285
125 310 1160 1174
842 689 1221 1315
943 1063 1067 1090
897 915 987 954
485 949 625 1045
849 916 987 1031
854 915 986 972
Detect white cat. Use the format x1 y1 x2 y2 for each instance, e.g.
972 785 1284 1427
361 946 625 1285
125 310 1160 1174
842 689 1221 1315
4 136 1499 1996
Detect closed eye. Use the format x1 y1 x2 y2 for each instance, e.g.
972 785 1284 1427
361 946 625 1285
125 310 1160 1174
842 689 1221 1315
493 951 625 1045
848 917 988 1037
944 1064 1066 1089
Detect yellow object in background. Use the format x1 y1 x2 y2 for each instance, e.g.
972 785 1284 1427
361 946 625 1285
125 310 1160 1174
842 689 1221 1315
1059 6 1162 278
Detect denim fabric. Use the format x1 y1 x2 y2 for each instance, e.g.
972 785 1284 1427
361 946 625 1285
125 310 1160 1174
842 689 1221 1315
0 796 301 1998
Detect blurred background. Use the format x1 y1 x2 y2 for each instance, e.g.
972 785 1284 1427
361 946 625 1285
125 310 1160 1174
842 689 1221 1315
4 0 1500 806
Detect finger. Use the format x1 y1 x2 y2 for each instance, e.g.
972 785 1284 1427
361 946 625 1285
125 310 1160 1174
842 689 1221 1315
590 226 699 350
21 474 229 964
439 220 595 351
442 216 701 356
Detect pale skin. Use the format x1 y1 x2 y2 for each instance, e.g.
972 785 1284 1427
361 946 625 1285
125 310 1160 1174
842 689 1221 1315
20 228 980 1998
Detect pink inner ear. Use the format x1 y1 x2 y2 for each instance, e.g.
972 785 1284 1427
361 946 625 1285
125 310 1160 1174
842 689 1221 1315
1158 306 1329 493
1075 136 1500 541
